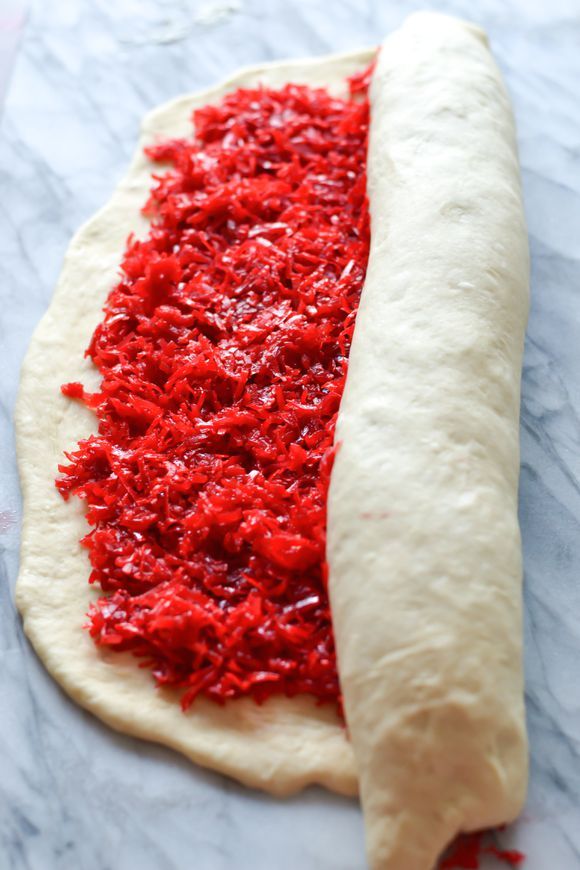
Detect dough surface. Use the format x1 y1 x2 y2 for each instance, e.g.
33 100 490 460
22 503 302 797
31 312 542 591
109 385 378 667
15 50 373 798
16 14 529 861
328 12 529 870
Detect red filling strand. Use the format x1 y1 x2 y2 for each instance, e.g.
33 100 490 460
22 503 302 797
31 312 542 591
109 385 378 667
58 73 370 710
441 832 524 869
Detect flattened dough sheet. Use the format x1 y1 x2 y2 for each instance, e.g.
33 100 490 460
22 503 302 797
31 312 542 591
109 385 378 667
15 50 372 798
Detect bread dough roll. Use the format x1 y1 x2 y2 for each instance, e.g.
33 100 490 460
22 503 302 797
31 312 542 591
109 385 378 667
327 13 529 870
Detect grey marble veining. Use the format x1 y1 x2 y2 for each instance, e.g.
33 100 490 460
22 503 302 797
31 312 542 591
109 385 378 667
1 1 580 868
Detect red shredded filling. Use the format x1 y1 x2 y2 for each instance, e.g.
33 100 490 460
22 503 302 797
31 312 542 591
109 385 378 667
55 63 526 870
57 72 370 710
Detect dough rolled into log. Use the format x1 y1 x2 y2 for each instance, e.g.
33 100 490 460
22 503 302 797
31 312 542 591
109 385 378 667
327 13 529 870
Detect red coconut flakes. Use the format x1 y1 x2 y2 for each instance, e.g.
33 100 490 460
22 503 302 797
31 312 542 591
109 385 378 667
56 62 525 870
58 71 371 710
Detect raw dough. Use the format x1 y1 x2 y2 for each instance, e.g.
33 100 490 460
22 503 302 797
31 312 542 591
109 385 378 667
328 13 529 870
16 12 529 866
15 49 374 798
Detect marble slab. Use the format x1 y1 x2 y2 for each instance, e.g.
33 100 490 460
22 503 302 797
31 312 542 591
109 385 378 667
1 1 579 868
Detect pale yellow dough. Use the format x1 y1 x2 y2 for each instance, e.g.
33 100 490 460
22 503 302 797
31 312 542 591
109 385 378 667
15 49 372 798
16 12 529 867
328 12 529 870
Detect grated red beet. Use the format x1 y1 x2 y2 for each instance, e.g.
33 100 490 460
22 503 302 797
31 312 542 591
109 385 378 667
57 72 371 710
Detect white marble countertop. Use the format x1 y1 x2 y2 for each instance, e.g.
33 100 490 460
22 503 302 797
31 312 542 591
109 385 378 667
1 1 580 868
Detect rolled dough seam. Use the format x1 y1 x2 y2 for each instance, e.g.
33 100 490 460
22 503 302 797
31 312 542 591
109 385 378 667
328 12 529 870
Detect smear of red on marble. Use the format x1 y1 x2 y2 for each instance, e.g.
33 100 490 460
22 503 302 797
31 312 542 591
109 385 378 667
441 832 524 869
57 68 371 710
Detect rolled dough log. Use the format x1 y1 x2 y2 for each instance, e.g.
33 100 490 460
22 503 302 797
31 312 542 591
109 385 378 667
327 12 529 870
